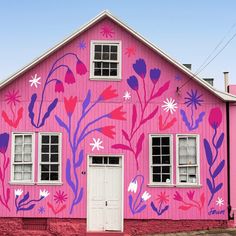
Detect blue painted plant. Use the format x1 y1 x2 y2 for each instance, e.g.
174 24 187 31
204 107 225 206
28 53 87 128
15 189 49 212
55 86 126 214
150 192 169 216
128 175 151 215
180 89 205 130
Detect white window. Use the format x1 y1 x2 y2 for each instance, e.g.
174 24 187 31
149 135 172 185
90 41 121 80
38 133 61 183
177 135 199 185
12 133 34 183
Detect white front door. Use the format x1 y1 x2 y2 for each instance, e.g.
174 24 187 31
87 156 123 232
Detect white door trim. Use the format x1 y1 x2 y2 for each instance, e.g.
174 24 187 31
86 154 124 232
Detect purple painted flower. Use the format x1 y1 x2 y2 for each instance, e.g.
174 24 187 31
55 80 64 93
150 68 161 84
209 107 222 129
184 89 203 110
133 59 146 79
127 76 139 91
65 69 75 84
0 133 9 154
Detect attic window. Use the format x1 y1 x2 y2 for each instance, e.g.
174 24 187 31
90 41 121 80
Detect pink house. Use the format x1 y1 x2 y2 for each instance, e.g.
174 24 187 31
1 11 236 235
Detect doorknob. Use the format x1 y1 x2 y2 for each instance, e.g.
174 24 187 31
105 201 108 206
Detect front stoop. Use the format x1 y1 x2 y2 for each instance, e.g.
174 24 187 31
86 232 128 236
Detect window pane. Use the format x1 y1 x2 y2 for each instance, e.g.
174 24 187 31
23 165 32 172
111 46 117 52
94 52 101 60
14 154 22 162
51 136 59 144
23 154 31 162
102 69 109 76
41 173 49 180
92 156 103 164
95 45 101 52
102 53 109 60
50 172 59 180
152 137 160 146
162 166 170 173
152 155 161 164
42 145 49 153
153 174 160 182
94 62 102 68
42 165 49 171
162 155 170 164
179 155 187 165
23 172 31 180
103 62 109 68
94 69 101 76
14 165 22 172
110 63 117 69
103 45 109 52
24 144 32 153
162 146 169 155
109 157 119 164
51 145 58 153
42 136 49 144
15 145 22 154
162 174 170 183
110 69 117 76
24 135 32 143
153 166 161 174
162 137 170 145
42 154 49 162
152 147 160 155
51 164 58 171
51 154 58 162
110 53 117 60
15 136 23 144
14 172 22 180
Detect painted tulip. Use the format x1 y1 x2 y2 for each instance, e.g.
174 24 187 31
150 68 161 84
128 180 138 193
65 69 75 84
209 107 222 129
108 106 126 120
127 76 139 91
40 189 50 198
187 190 195 201
15 189 23 197
98 126 116 139
0 133 9 154
55 80 64 93
141 191 151 201
76 59 87 75
173 191 183 201
64 96 77 116
133 58 146 79
99 86 118 101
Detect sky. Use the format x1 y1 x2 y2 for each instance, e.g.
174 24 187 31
0 0 236 91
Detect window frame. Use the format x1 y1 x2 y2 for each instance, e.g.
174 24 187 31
11 132 35 184
38 132 62 185
90 40 122 81
176 134 200 186
149 134 173 186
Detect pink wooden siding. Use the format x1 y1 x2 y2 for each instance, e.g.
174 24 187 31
0 17 228 220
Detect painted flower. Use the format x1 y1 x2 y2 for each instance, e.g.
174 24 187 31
209 107 222 129
108 106 126 120
128 180 138 193
150 68 161 84
133 59 146 79
184 89 203 110
64 96 77 116
216 197 224 207
187 190 195 201
99 86 118 101
127 76 139 91
65 69 76 84
162 98 178 114
156 192 169 204
100 25 114 38
97 126 115 139
0 133 9 154
40 189 50 198
55 80 64 93
38 206 45 214
125 47 136 57
173 191 183 201
141 191 151 201
78 40 86 50
15 189 23 197
5 89 21 106
76 59 87 75
53 190 68 204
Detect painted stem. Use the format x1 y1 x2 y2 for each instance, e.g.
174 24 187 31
132 175 144 213
18 197 44 208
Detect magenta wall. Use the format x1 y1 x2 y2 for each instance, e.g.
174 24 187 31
0 17 228 220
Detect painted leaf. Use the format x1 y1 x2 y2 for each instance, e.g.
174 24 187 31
128 195 134 214
28 93 37 128
135 133 145 159
150 201 157 213
200 193 205 207
18 204 36 211
39 98 58 128
131 105 137 133
4 157 9 169
193 112 205 130
216 133 224 149
207 178 213 193
141 106 159 125
213 160 225 178
18 192 30 206
2 107 23 128
55 115 68 131
160 205 169 215
0 169 2 180
179 205 192 211
204 139 213 166
75 150 84 168
82 90 91 113
66 159 76 194
111 144 133 152
159 115 176 131
74 188 84 205
152 81 170 98
135 204 146 214
180 109 192 130
122 129 130 141
214 183 223 194
6 188 10 204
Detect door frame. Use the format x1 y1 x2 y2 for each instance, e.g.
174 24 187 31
86 154 124 232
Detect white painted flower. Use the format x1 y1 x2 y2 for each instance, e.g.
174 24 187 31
40 189 50 198
162 97 178 114
29 74 41 88
123 91 131 101
141 191 151 201
216 197 224 207
15 189 23 197
128 180 138 193
90 138 104 151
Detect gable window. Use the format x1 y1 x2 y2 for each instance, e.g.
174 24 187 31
12 133 34 183
149 135 172 185
39 133 61 183
177 135 199 185
90 41 121 80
